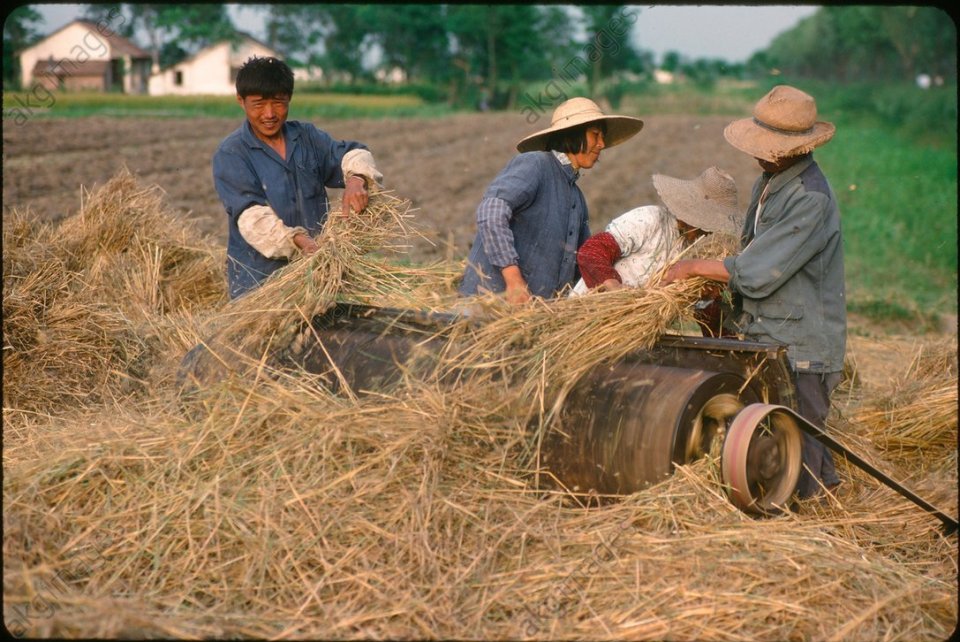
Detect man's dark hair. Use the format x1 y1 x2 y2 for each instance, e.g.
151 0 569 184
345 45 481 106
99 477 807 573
544 120 608 154
235 56 294 98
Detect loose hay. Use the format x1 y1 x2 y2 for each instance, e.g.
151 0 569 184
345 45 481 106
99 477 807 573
3 169 957 640
854 338 959 470
5 369 956 640
3 168 226 414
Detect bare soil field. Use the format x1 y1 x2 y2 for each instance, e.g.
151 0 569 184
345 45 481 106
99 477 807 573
3 112 764 260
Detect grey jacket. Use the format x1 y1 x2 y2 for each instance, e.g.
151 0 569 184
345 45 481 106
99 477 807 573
722 155 846 373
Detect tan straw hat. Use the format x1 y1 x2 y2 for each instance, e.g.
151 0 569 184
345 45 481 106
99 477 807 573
652 166 742 234
723 85 835 162
516 97 643 153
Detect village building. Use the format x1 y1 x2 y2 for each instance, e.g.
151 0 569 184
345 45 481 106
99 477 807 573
148 33 284 96
19 19 151 94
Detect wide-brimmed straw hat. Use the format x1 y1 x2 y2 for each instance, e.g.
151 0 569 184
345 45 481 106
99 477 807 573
723 85 835 162
516 97 643 153
652 166 742 234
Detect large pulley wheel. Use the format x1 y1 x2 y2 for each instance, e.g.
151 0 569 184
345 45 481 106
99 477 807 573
722 404 803 515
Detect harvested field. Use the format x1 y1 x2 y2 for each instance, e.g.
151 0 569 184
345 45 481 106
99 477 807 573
2 113 764 260
3 114 957 640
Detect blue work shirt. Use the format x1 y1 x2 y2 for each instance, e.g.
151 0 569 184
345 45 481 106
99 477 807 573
459 151 590 299
212 119 368 299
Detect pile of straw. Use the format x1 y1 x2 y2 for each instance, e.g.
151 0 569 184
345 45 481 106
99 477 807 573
54 168 227 316
854 337 958 469
4 168 957 640
3 170 225 412
4 358 955 640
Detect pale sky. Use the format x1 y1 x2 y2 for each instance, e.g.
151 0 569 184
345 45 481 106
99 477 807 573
28 3 819 64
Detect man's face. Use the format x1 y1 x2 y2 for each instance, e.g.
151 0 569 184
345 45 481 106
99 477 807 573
569 125 606 170
238 93 290 141
676 219 705 244
756 154 802 173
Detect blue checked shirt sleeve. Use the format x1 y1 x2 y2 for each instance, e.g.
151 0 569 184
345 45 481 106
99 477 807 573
477 197 520 268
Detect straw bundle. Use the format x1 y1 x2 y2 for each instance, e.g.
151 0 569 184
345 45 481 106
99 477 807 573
1 210 149 411
203 190 419 351
55 168 227 314
3 169 227 414
855 338 958 466
3 279 148 412
1 208 60 279
682 231 740 260
183 191 462 393
435 279 709 427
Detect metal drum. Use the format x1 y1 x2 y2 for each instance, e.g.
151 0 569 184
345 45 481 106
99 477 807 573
178 304 804 513
542 362 760 496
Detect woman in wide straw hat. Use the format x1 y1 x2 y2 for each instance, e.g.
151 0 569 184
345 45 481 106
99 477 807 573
459 97 643 304
664 85 846 502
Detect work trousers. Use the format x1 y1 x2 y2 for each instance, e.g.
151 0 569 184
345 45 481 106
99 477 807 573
793 371 843 499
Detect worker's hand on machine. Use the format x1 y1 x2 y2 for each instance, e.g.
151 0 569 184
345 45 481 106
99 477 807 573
341 175 370 216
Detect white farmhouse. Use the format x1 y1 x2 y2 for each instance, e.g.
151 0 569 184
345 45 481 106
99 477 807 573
148 33 283 96
19 19 152 93
653 69 676 85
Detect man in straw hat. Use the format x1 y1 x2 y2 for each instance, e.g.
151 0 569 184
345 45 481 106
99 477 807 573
664 85 846 501
213 56 383 299
459 97 643 304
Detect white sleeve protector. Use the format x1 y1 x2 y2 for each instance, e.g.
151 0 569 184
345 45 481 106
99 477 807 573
341 148 384 189
237 204 308 259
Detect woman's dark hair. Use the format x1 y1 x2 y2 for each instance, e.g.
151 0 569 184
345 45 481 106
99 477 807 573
544 120 608 154
235 56 295 98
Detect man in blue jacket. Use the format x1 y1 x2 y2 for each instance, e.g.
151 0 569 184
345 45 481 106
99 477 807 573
664 85 846 501
213 56 382 299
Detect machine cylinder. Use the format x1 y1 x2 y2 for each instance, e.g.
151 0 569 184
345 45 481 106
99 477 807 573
542 362 756 496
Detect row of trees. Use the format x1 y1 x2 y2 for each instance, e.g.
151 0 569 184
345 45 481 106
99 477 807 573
5 5 954 108
753 6 956 82
4 4 662 109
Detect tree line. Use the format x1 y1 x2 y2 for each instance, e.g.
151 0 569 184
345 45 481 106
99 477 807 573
751 6 956 83
4 5 955 108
